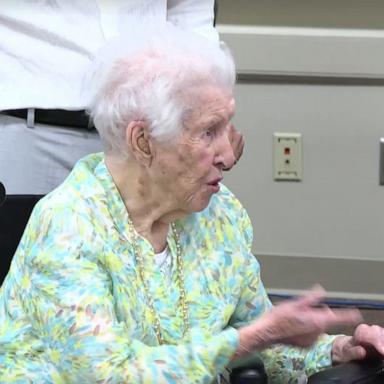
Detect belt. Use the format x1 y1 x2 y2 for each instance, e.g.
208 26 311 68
1 108 95 130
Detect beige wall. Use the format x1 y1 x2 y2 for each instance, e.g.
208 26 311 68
215 3 384 300
217 0 384 29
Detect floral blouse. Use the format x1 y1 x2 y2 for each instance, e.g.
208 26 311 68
0 153 336 383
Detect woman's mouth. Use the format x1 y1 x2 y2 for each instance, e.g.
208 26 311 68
207 178 222 193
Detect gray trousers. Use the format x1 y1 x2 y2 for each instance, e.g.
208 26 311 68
0 114 102 194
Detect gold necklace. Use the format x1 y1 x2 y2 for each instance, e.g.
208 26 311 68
127 219 189 345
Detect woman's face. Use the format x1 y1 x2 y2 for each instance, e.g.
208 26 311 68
151 85 236 215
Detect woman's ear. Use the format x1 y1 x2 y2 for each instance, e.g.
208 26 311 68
126 121 153 165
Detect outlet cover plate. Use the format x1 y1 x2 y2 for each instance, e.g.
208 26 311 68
273 132 302 181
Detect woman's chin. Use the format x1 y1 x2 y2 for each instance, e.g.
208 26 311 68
189 193 215 213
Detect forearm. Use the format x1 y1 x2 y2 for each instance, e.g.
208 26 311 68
233 317 277 360
233 319 339 381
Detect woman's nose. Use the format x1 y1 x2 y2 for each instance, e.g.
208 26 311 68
214 132 236 170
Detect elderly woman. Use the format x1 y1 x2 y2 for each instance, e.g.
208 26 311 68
0 31 383 383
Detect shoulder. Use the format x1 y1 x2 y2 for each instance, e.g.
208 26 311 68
20 154 108 258
32 153 106 221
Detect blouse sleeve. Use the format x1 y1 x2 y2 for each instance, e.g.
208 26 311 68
229 207 338 382
16 202 238 383
167 0 219 42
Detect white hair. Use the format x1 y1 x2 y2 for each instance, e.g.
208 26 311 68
87 26 236 158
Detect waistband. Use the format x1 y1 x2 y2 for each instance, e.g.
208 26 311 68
1 108 95 130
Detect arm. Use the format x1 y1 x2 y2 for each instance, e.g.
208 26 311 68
167 0 219 42
229 255 341 381
18 203 239 383
228 209 350 382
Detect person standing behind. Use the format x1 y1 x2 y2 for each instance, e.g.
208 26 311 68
1 0 243 195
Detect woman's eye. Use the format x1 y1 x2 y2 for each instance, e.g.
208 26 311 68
203 127 214 138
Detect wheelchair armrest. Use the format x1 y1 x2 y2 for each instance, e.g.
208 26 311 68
229 354 268 384
229 357 384 384
308 360 384 384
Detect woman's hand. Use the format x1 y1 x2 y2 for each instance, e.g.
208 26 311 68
235 287 362 358
223 124 244 171
332 324 384 364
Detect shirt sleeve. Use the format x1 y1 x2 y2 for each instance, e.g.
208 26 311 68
167 0 219 42
229 207 338 382
16 202 239 383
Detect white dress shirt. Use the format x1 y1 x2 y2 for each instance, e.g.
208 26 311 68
0 0 218 110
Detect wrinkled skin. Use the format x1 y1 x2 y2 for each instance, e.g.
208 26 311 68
235 286 384 366
148 84 236 215
332 323 384 364
109 84 237 251
258 289 362 349
235 287 360 358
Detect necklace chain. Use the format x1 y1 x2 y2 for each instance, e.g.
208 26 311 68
127 219 189 345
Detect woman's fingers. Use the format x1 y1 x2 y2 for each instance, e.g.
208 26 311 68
295 285 326 308
354 324 384 356
256 287 363 351
295 286 362 329
346 345 367 361
326 308 363 327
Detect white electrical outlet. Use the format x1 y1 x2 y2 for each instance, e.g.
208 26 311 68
273 133 302 181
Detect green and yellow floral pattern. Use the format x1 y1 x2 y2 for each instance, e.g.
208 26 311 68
0 153 336 383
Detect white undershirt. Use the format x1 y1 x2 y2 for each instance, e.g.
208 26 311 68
154 245 172 278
